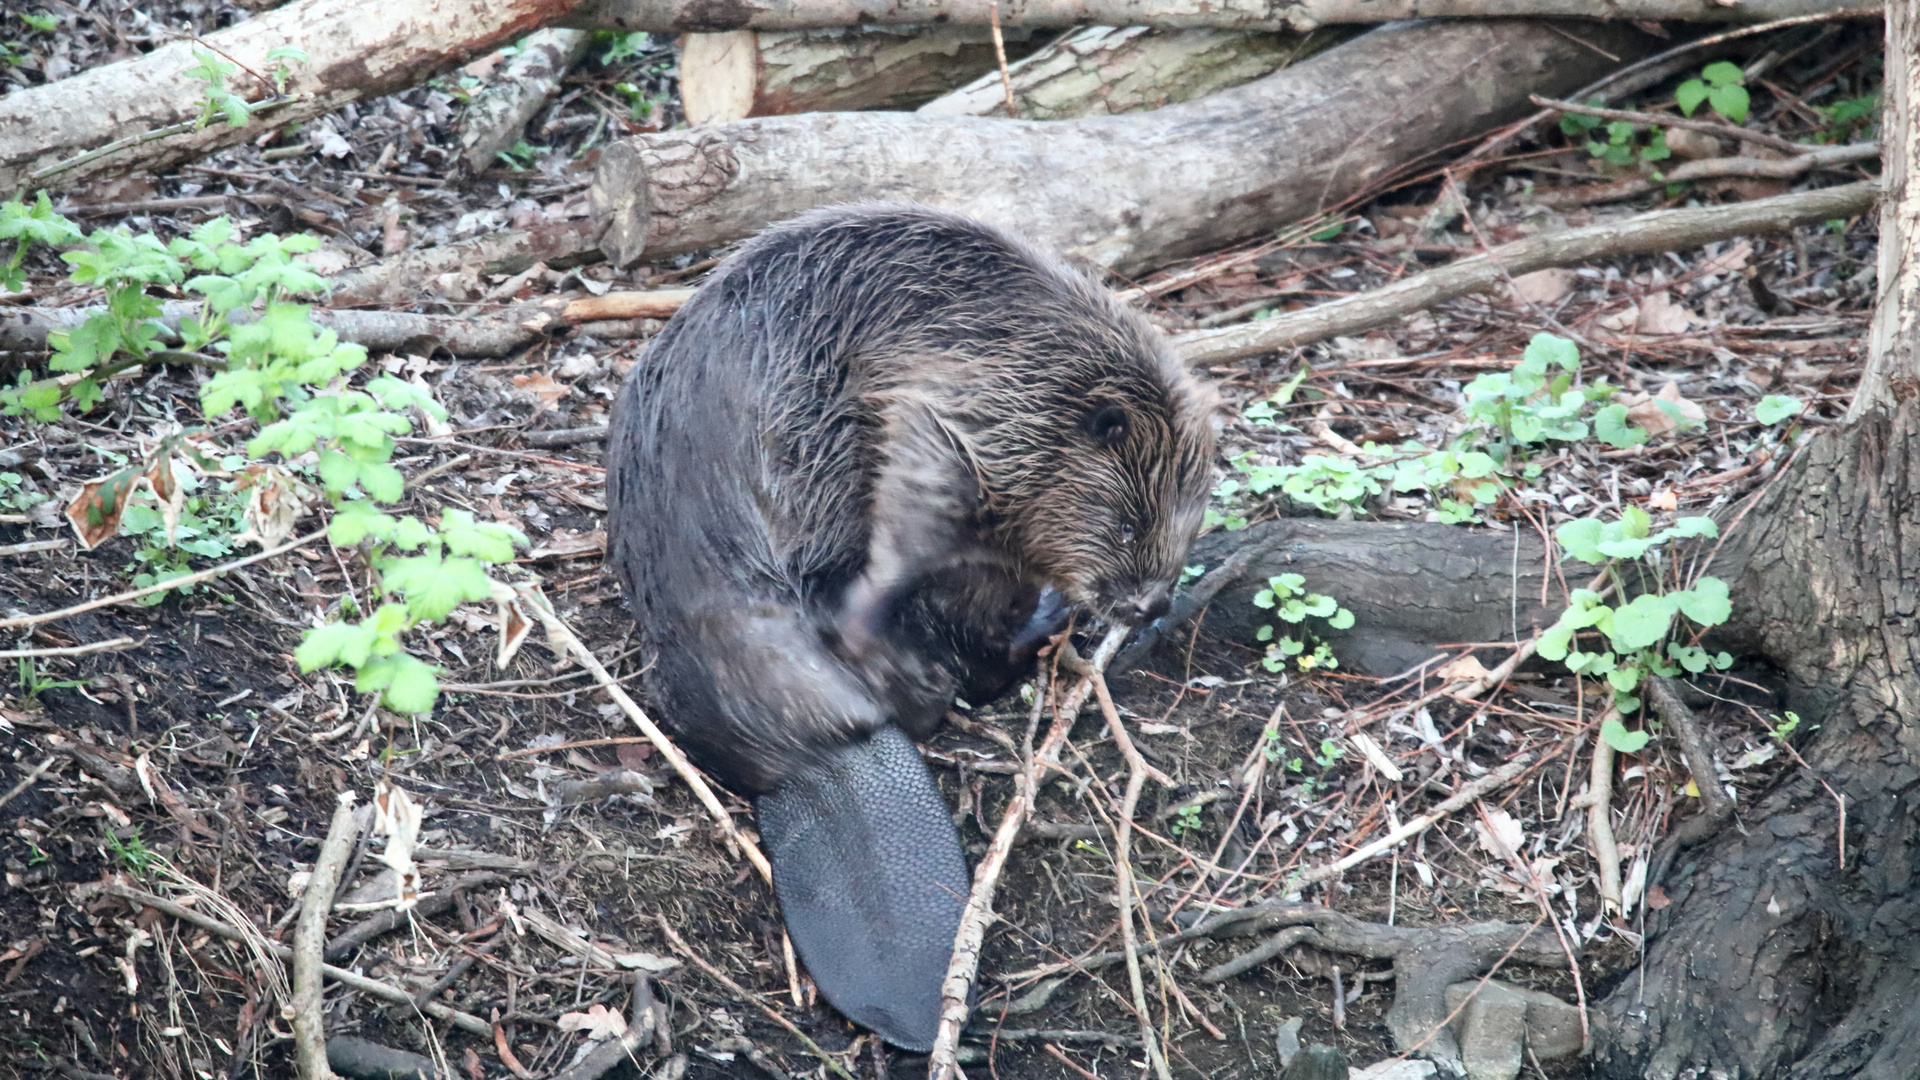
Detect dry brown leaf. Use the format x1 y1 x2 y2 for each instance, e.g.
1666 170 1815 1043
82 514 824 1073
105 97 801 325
1474 807 1526 860
1504 268 1576 307
1698 240 1753 277
232 464 315 550
1620 382 1707 438
526 528 604 560
511 371 570 411
1635 290 1695 335
1648 489 1679 511
557 1003 627 1041
65 466 143 550
1436 654 1491 683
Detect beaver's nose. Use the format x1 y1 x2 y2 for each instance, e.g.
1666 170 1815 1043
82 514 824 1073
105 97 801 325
1131 585 1171 624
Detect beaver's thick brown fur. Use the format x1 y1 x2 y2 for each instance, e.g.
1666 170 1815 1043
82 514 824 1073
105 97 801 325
603 203 1215 1049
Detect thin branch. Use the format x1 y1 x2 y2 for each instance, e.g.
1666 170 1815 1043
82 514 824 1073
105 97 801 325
293 792 359 1080
1174 180 1878 363
514 584 772 884
656 917 853 1080
0 530 327 630
927 625 1130 1080
0 635 141 659
1529 94 1810 156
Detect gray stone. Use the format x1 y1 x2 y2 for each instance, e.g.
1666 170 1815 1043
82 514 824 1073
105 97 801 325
1282 1044 1349 1080
1445 979 1586 1062
1275 1016 1305 1068
1458 989 1526 1080
1352 1062 1437 1080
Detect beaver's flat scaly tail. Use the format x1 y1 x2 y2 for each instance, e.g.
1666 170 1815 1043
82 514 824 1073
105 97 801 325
754 725 969 1052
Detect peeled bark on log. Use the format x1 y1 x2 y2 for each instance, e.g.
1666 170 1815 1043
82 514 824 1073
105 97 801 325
322 218 601 308
590 19 1654 275
0 0 583 200
918 25 1345 120
680 25 1041 124
458 27 594 172
564 0 1876 33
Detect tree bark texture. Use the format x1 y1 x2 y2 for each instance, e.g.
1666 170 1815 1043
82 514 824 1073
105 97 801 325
322 218 600 308
679 24 1042 123
1152 519 1557 677
457 27 593 172
590 19 1655 275
917 25 1345 120
1592 15 1920 1077
0 0 583 200
1850 3 1918 421
1592 404 1920 1080
563 0 1876 34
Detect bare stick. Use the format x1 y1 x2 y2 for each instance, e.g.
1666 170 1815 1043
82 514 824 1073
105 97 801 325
515 585 773 884
658 917 855 1080
0 636 141 660
927 625 1130 1080
294 792 359 1080
1534 142 1879 209
988 2 1016 117
1173 180 1878 363
0 530 327 630
1584 711 1625 914
107 883 493 1036
1529 94 1810 156
1082 664 1172 1080
1288 757 1536 895
0 756 58 813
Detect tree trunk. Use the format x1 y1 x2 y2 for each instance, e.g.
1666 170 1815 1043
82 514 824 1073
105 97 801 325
590 19 1654 275
0 0 581 199
1592 11 1920 1079
562 0 1876 34
917 25 1346 120
679 25 1042 123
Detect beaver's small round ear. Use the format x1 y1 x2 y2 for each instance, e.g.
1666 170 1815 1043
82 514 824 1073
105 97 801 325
1083 403 1129 448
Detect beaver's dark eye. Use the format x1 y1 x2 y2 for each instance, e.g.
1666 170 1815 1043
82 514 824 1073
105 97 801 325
1084 404 1129 447
1120 524 1136 545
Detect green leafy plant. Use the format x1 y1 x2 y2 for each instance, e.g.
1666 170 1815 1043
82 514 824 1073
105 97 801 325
18 11 57 32
496 140 544 170
187 49 252 128
1756 394 1804 425
1171 803 1204 837
263 45 308 94
1676 61 1749 124
1539 508 1732 715
0 198 527 714
0 471 47 513
1809 93 1878 143
1252 573 1353 673
105 827 158 875
599 31 652 65
16 657 86 704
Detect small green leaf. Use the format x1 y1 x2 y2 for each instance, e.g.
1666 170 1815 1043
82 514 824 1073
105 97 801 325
1676 576 1732 627
1600 717 1650 754
1593 403 1649 449
1756 395 1804 425
1556 518 1607 564
1608 593 1677 651
1676 79 1709 117
1700 61 1745 88
1328 607 1355 631
1708 83 1750 124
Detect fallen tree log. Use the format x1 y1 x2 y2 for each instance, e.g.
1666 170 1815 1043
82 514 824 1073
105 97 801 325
0 0 582 200
918 25 1342 120
322 218 601 308
590 19 1656 275
680 24 1042 123
1127 519 1557 678
565 0 1876 33
457 27 593 172
0 291 688 359
1170 179 1880 363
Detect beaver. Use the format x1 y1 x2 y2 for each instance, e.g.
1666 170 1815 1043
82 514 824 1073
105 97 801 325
604 203 1215 1050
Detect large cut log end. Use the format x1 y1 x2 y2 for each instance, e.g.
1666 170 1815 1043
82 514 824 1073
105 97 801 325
592 140 652 267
